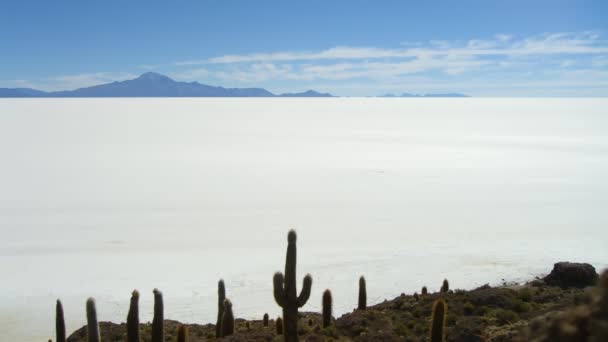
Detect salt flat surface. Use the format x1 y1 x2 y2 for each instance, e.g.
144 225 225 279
1 98 607 341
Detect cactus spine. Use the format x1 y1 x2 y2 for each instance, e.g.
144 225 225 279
430 298 447 342
177 325 188 342
221 299 234 337
358 276 367 310
126 290 140 342
263 313 269 327
86 298 100 342
216 279 226 338
441 279 449 293
322 289 332 328
276 317 283 335
56 300 66 342
151 288 164 342
273 230 313 342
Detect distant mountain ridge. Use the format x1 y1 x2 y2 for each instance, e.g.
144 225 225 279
0 72 334 98
379 92 469 97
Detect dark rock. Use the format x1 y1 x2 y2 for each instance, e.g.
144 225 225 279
544 262 599 288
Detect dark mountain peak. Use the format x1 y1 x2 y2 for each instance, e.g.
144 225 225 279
136 72 174 82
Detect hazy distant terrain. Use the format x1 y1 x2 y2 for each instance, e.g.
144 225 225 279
0 72 334 97
0 98 607 341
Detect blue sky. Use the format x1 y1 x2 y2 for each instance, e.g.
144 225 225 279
1 0 607 96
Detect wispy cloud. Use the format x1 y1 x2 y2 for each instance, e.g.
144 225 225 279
176 32 608 66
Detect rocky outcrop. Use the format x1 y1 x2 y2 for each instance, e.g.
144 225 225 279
544 262 599 288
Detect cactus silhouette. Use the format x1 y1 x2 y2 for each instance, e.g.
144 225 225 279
322 289 332 328
422 286 428 295
276 317 283 335
263 313 269 327
358 276 367 310
216 279 225 338
151 288 164 342
273 230 312 342
177 325 188 342
221 299 234 337
86 298 100 342
441 279 449 293
126 290 140 342
56 300 66 342
430 298 447 342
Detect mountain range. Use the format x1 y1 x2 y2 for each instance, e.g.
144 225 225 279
0 72 334 98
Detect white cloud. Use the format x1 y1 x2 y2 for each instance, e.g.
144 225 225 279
175 32 608 66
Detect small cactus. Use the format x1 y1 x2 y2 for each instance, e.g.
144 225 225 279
86 298 100 342
263 313 269 327
430 298 447 342
276 317 283 335
177 325 188 342
127 290 140 342
245 321 251 330
422 286 428 295
216 279 226 338
441 279 449 293
358 276 367 310
322 289 332 328
273 230 313 342
221 299 234 337
308 318 313 327
152 288 164 342
56 300 66 342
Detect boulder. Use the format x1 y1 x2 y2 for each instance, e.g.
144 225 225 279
544 262 599 288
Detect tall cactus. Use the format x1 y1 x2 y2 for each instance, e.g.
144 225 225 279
441 279 449 293
221 299 234 337
422 286 428 295
322 289 332 328
216 279 225 338
126 290 140 342
151 288 164 342
430 298 447 342
273 230 312 342
56 299 66 342
358 276 367 310
177 325 188 342
86 298 100 342
263 313 269 327
276 317 283 335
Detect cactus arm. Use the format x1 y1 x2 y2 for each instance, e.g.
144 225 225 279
56 300 66 342
273 272 286 307
297 274 313 307
86 298 100 342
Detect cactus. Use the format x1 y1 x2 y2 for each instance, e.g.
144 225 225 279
322 289 332 328
56 300 66 342
216 279 226 338
422 286 428 295
414 292 419 301
358 276 367 310
177 325 188 342
151 288 164 342
430 298 447 342
221 299 235 337
263 313 269 327
86 298 100 342
126 290 140 342
245 321 251 330
276 317 283 335
441 279 449 293
273 230 313 342
308 318 313 327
